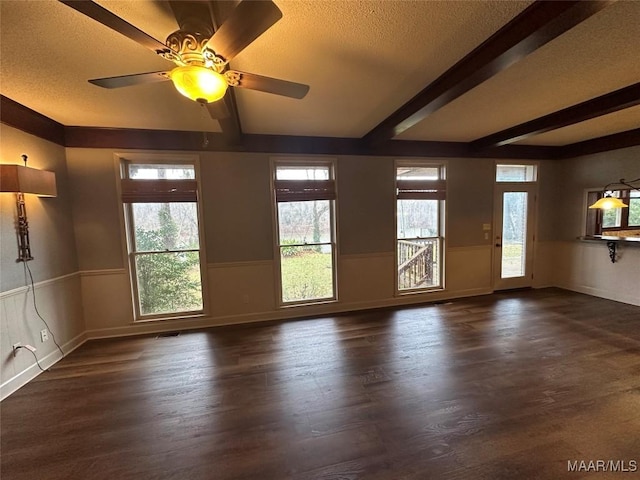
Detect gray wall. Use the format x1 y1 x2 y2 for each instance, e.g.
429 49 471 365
65 148 123 271
201 152 275 263
65 150 509 268
446 158 494 248
1 125 78 291
337 156 395 255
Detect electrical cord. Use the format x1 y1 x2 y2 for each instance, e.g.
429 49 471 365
24 262 65 358
15 346 47 372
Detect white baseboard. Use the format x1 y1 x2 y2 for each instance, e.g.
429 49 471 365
1 331 88 401
556 283 640 307
85 287 494 339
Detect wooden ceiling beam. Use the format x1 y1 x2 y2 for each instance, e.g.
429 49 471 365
362 0 613 145
215 90 243 146
557 128 640 159
472 82 640 149
209 1 244 146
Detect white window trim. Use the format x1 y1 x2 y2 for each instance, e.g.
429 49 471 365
114 152 209 322
394 159 447 295
270 156 339 307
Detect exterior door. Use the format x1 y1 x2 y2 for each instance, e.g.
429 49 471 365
493 185 536 290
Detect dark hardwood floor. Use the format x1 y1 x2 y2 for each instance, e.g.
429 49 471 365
2 288 639 479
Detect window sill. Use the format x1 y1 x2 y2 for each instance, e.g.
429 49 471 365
279 299 338 309
579 235 640 246
133 312 208 323
396 287 445 297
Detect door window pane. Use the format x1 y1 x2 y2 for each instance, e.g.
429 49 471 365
501 192 528 278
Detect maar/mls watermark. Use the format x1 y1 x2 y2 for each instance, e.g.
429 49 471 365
568 460 637 473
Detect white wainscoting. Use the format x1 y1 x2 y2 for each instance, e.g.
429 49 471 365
553 240 640 306
82 247 497 338
445 245 493 296
1 272 86 400
79 268 133 330
533 240 556 289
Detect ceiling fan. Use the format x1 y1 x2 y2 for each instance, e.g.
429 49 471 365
59 0 309 121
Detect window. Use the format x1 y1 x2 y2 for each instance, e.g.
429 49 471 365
121 161 205 319
586 189 640 236
273 160 337 304
396 162 445 292
496 164 537 182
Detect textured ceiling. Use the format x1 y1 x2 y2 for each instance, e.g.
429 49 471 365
1 0 638 146
396 0 640 144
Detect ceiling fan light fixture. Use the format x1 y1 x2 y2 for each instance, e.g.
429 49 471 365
170 65 228 103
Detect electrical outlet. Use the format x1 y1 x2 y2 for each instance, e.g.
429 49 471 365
12 342 21 357
40 329 49 342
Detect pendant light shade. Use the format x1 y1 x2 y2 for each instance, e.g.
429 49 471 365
588 195 628 210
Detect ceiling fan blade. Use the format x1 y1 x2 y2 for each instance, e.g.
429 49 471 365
59 1 174 57
229 71 309 99
89 72 172 89
204 0 282 63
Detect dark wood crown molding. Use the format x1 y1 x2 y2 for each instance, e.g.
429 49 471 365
362 0 613 145
0 95 65 146
3 95 637 160
472 82 640 149
63 126 556 159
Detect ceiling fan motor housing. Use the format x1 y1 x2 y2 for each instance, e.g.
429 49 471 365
164 30 224 72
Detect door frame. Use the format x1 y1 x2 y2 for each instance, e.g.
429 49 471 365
492 182 538 291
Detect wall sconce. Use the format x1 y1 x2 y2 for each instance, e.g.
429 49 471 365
589 177 640 209
0 155 57 262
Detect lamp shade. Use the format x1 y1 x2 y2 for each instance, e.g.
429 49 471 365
0 164 57 197
170 65 228 103
588 196 627 209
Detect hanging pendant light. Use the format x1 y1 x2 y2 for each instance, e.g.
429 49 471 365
588 194 628 210
588 177 640 209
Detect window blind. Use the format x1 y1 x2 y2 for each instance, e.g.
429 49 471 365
121 179 197 203
274 179 335 202
396 179 446 200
